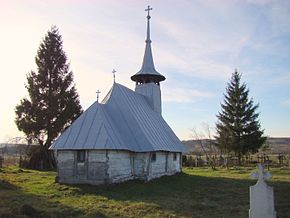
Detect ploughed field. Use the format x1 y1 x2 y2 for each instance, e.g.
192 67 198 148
0 166 289 218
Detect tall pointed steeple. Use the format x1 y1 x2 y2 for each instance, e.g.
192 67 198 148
131 6 165 85
131 6 164 114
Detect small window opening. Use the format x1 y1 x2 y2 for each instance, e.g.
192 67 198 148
77 150 85 162
151 152 156 162
173 153 177 161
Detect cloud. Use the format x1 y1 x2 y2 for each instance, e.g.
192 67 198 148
246 0 274 5
273 75 290 85
151 4 257 81
0 0 289 141
163 87 214 103
284 99 290 106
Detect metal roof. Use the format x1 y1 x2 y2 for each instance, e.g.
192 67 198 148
49 83 186 153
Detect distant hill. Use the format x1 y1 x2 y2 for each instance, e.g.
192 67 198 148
266 137 290 153
1 137 290 156
182 137 290 154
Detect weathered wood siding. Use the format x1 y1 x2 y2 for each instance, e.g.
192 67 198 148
107 151 133 182
147 152 181 180
87 151 108 182
149 152 167 179
134 153 149 179
167 153 181 173
57 151 75 180
56 150 181 185
76 162 86 180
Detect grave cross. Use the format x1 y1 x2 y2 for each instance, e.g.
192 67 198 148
249 163 276 218
251 163 272 183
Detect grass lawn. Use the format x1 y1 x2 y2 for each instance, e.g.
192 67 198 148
0 166 289 217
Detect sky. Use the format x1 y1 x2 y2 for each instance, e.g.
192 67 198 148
0 0 289 142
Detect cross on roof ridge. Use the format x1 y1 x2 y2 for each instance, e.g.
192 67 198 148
96 90 101 102
112 69 116 83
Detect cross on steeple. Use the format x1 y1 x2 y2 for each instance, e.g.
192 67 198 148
130 5 165 85
96 90 101 102
145 5 152 18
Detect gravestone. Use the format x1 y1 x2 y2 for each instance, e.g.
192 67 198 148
249 164 276 218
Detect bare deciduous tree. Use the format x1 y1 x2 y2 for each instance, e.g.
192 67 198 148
190 123 219 170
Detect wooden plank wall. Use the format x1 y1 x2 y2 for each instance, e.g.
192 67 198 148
56 150 181 185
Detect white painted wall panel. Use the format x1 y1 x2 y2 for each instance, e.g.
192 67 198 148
134 153 148 178
108 151 132 181
57 151 75 179
58 151 74 163
88 162 107 180
56 150 181 185
135 83 161 114
88 150 107 162
167 153 180 173
150 152 166 175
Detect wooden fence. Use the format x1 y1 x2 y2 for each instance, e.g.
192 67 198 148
183 153 290 168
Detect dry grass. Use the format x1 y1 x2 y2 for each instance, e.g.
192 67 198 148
0 166 289 217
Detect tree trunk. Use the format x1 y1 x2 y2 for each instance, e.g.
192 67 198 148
24 145 56 169
237 153 242 166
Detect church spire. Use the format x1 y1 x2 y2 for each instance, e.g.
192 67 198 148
131 6 165 84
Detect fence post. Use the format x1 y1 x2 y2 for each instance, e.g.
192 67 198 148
0 156 3 168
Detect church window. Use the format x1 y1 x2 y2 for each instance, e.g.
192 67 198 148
77 150 85 162
173 153 177 161
151 152 156 162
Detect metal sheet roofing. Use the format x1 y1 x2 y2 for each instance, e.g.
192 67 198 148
49 83 186 153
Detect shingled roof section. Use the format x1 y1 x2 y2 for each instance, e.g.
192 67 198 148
49 83 186 153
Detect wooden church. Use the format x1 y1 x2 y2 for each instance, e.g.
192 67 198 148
49 7 187 185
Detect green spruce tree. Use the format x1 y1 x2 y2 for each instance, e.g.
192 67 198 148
216 70 266 165
15 26 83 169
